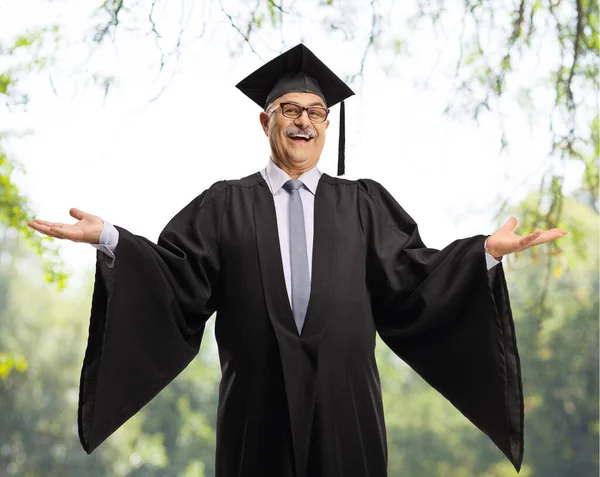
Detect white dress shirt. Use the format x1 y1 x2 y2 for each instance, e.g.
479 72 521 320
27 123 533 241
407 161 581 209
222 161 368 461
260 159 320 304
93 160 500 302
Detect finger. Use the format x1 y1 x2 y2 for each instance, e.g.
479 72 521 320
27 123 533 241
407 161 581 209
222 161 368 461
28 222 64 237
28 220 76 240
49 226 84 242
28 221 53 235
35 224 65 240
502 216 518 232
70 208 86 220
519 230 543 248
29 219 63 228
529 229 568 247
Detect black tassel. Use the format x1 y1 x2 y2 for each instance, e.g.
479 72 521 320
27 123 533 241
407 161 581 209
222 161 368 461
337 100 346 176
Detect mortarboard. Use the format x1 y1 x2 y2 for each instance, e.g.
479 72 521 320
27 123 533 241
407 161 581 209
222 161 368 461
236 43 354 175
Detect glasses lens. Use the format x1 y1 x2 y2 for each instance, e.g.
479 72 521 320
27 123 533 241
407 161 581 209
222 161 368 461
307 107 327 122
279 103 328 122
281 103 302 119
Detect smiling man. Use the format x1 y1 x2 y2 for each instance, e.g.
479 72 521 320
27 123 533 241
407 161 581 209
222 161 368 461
260 94 329 176
28 44 566 477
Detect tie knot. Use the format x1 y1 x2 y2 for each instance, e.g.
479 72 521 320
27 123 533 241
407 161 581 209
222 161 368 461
283 179 304 193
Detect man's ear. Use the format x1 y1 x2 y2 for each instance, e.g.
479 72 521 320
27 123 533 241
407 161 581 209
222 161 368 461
259 112 270 136
325 119 330 130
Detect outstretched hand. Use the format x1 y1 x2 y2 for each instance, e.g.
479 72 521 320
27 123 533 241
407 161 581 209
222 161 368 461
28 208 104 244
485 216 568 260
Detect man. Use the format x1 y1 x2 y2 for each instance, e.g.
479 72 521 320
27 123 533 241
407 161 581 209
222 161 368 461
28 44 566 477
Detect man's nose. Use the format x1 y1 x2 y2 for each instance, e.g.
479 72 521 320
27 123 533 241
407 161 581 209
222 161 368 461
294 110 312 128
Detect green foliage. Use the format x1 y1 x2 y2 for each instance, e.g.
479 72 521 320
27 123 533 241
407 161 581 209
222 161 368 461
266 0 277 27
183 460 207 477
0 27 67 290
0 196 597 476
510 204 599 476
0 352 27 379
7 26 60 53
419 0 599 227
0 1 598 475
0 26 61 107
0 249 103 475
0 27 68 377
0 142 67 289
0 73 14 94
0 242 220 475
378 196 598 477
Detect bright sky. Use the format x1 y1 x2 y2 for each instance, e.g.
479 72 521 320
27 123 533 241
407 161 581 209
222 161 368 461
1 0 565 290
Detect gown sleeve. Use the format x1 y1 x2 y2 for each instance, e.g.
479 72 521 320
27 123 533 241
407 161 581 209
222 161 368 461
358 179 524 472
78 181 227 454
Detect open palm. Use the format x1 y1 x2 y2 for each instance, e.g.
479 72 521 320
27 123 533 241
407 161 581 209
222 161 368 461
486 216 568 259
28 208 104 244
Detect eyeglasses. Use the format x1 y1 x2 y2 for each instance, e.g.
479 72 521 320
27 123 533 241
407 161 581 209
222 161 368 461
268 102 330 123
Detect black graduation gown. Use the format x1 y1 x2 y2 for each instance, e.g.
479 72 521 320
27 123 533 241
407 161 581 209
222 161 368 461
78 172 524 477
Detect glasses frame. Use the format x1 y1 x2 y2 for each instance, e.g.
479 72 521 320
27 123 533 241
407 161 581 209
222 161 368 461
268 102 330 123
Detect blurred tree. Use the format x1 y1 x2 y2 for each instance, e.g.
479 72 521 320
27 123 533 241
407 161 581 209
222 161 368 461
0 1 598 475
84 0 598 229
511 197 599 476
0 195 596 476
0 27 67 291
0 242 106 476
0 27 68 380
2 0 596 295
377 195 599 477
0 238 221 476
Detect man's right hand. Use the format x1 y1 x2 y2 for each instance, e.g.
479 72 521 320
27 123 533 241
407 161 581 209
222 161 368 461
28 208 104 244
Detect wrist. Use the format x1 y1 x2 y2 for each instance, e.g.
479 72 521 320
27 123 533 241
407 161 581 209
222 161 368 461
484 237 503 261
95 220 106 245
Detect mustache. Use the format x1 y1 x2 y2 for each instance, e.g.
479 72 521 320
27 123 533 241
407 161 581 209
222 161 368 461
284 126 318 139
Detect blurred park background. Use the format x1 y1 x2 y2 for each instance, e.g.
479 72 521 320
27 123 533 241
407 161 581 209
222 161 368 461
0 0 598 476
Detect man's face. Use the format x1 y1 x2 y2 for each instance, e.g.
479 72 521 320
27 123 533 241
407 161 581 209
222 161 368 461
260 92 330 173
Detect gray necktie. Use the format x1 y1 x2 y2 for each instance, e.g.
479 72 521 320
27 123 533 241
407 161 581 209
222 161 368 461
283 179 310 334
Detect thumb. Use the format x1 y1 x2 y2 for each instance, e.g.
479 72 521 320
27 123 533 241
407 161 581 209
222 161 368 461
502 216 518 232
69 208 86 221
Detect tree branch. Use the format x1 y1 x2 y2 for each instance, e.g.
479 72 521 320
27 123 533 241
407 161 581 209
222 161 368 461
148 0 166 70
565 0 584 112
347 0 380 82
218 0 263 61
268 0 288 14
93 0 125 43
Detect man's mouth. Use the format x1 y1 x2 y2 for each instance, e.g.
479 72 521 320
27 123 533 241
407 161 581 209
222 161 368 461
288 134 313 143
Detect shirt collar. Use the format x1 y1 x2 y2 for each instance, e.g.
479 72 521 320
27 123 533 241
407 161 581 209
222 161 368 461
265 158 321 195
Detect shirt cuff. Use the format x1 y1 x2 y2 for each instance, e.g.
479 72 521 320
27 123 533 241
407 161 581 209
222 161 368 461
91 221 119 267
484 237 501 270
485 251 501 270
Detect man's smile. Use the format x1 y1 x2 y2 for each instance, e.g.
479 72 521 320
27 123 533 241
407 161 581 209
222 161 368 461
289 136 313 143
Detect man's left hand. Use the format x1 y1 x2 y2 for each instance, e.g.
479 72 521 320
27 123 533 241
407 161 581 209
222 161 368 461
485 216 568 260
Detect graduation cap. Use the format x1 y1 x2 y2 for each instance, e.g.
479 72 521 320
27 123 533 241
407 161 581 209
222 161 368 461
236 43 355 175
